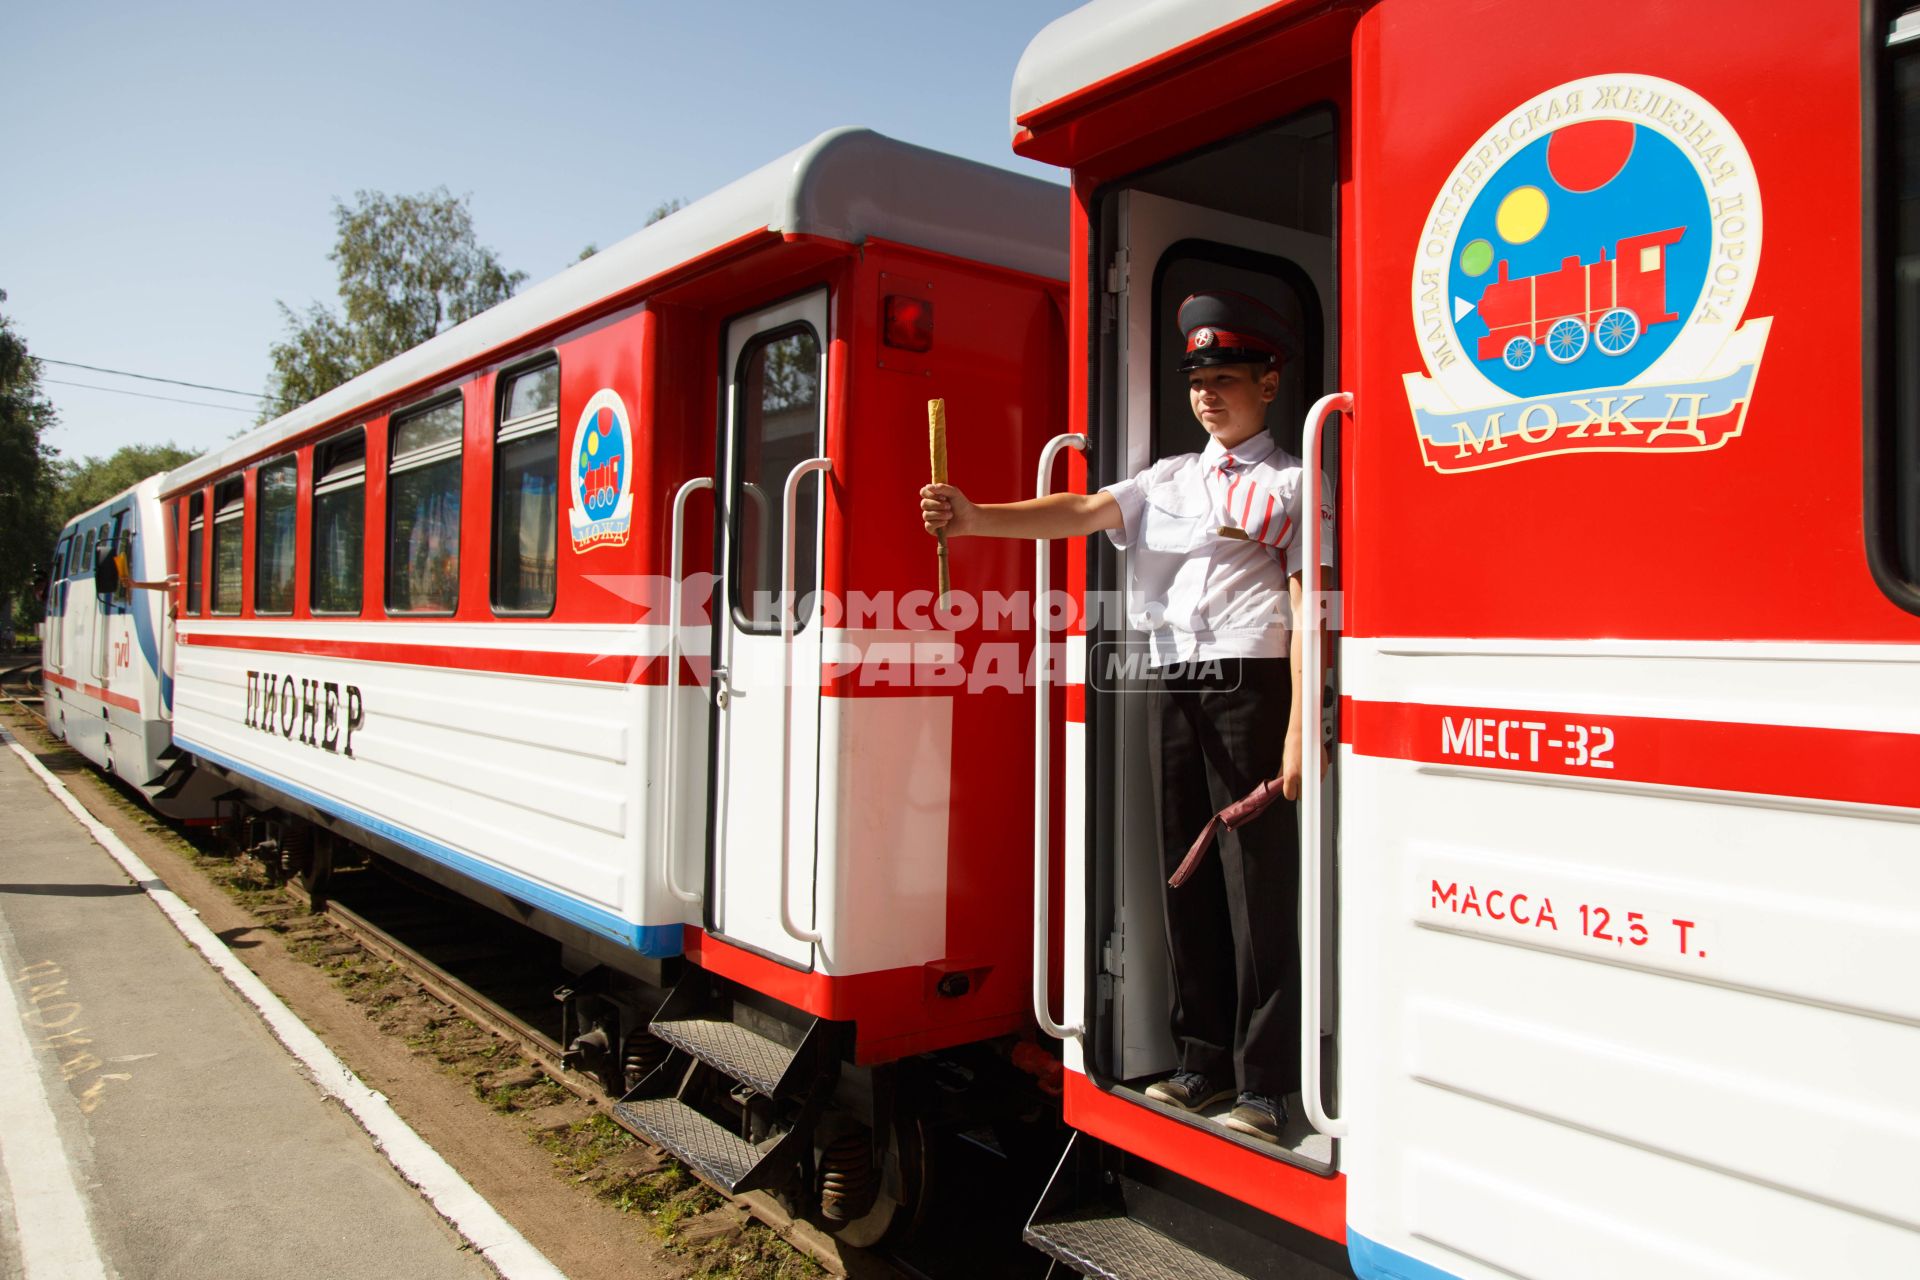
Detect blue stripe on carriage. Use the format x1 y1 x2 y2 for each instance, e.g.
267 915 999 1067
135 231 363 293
1348 1230 1464 1280
178 739 683 958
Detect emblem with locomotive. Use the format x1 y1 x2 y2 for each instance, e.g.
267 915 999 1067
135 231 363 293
1405 75 1771 471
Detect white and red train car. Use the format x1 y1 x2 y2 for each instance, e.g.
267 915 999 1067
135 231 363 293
1012 1 1920 1277
40 478 221 817
154 128 1068 1232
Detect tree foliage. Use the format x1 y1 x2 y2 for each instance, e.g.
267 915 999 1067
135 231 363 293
54 443 198 525
0 289 59 627
263 188 526 419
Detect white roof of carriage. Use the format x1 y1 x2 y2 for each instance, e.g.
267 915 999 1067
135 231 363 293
1010 0 1277 137
166 128 1066 494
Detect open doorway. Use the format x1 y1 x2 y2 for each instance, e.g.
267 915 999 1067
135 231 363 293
1086 105 1340 1173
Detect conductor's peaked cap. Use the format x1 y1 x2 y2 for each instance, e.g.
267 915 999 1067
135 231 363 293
1177 291 1295 372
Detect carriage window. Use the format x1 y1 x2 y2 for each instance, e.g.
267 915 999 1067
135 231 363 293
186 494 204 615
212 478 244 615
313 429 366 615
254 455 297 614
1880 9 1920 604
730 325 822 631
493 361 559 615
81 529 96 578
387 396 463 613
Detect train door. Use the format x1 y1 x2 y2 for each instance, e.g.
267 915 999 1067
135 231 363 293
707 290 830 968
44 535 69 673
1089 106 1339 1165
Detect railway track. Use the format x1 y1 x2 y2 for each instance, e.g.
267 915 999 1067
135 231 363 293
0 658 46 724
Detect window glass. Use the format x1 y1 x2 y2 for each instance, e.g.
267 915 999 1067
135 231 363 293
254 456 297 614
393 399 463 459
1887 14 1920 589
503 362 559 422
494 362 559 614
312 430 366 615
730 327 821 631
212 479 244 615
186 495 204 615
388 398 463 613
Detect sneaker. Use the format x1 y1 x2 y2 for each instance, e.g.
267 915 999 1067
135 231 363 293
1221 1092 1287 1143
1143 1070 1232 1111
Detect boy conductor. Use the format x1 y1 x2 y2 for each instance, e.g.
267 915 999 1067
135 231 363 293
918 290 1330 1143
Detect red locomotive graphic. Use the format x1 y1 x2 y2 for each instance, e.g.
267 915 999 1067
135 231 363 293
1475 226 1685 369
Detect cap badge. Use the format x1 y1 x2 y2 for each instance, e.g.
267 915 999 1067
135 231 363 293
1192 327 1216 349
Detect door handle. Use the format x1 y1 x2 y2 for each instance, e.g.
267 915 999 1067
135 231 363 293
662 476 712 907
1299 391 1351 1139
777 456 832 946
1032 432 1088 1043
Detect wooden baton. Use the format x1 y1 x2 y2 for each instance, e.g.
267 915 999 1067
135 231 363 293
928 398 951 611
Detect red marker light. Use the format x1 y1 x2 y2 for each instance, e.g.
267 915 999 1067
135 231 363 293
883 295 933 353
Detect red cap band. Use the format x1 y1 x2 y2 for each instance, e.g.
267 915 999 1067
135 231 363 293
1186 325 1279 358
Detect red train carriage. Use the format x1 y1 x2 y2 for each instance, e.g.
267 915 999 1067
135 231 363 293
158 128 1069 1237
1474 226 1684 367
1009 1 1920 1277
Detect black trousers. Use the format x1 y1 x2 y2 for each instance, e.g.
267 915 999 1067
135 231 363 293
1147 657 1302 1099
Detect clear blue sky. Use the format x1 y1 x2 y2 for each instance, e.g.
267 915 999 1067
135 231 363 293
3 0 1079 463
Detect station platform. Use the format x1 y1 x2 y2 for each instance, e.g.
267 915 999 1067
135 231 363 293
0 730 554 1279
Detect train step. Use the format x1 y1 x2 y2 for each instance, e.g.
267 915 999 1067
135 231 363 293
646 970 822 1099
145 751 198 801
617 971 845 1196
1024 1133 1352 1280
1025 1208 1252 1280
612 1095 809 1195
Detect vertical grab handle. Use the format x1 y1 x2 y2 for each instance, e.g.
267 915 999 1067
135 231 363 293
778 457 833 945
662 476 712 906
1033 432 1089 1042
1299 391 1352 1139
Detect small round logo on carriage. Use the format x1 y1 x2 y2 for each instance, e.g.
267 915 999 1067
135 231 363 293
570 389 634 551
1404 74 1770 474
1193 327 1216 348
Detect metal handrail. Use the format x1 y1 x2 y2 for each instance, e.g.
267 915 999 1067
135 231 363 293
662 476 712 906
1032 432 1088 1042
777 457 833 946
1299 391 1352 1139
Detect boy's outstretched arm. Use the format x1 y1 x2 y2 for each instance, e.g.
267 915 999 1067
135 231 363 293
921 483 1121 541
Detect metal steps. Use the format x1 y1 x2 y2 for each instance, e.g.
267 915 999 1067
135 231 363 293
1024 1133 1353 1279
615 970 841 1197
1026 1208 1254 1280
613 1096 794 1194
651 1013 801 1098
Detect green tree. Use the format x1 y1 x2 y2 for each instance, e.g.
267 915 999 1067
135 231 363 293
53 443 198 524
645 199 684 226
264 188 526 419
0 290 59 633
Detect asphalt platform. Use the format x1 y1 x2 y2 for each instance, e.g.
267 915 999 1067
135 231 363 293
0 732 530 1280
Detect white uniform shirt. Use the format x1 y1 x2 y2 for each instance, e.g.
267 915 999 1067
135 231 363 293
1101 430 1333 666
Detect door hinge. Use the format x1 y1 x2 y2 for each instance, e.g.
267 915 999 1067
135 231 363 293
1101 927 1123 978
1104 248 1129 297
